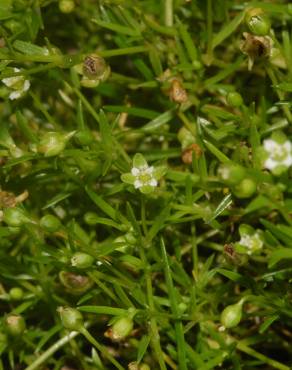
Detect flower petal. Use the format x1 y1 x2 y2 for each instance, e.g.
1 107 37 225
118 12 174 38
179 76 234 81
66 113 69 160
134 180 143 188
131 167 140 176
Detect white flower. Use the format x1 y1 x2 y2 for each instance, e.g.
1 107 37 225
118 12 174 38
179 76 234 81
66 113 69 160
263 139 292 171
2 68 30 100
239 232 263 255
131 165 158 189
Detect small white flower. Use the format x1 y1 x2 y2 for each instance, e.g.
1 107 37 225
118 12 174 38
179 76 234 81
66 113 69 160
131 164 157 189
263 138 292 171
2 68 30 100
239 232 263 255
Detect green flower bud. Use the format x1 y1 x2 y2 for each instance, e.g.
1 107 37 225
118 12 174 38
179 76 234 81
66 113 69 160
177 126 196 149
3 207 30 227
226 92 243 108
192 60 202 70
106 316 134 341
220 299 244 329
9 287 24 301
245 8 271 36
38 131 75 157
40 214 62 233
84 212 99 225
58 306 84 331
233 178 257 198
71 252 94 269
4 314 26 337
59 0 75 13
75 130 94 146
217 163 246 186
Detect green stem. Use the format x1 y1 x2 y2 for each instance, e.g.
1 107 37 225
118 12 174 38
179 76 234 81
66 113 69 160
24 329 80 370
165 0 173 27
237 341 290 370
139 238 167 370
80 328 125 370
206 0 213 64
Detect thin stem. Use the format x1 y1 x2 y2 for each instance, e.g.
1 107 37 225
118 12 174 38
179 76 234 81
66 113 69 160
165 0 173 27
24 329 80 370
80 327 125 370
206 0 213 64
237 341 289 370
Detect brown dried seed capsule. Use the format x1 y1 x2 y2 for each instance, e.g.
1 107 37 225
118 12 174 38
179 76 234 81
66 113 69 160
83 54 107 80
0 191 17 208
169 79 188 103
182 143 202 164
240 32 271 70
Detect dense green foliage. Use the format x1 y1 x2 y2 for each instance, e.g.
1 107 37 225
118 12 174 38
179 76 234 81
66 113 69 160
1 0 292 369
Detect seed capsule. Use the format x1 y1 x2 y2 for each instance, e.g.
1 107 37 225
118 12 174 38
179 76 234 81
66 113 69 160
71 252 94 269
220 299 244 329
38 131 75 157
4 314 26 337
105 316 133 341
58 306 84 331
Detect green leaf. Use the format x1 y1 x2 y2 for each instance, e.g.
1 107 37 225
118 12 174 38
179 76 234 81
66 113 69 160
268 248 292 267
206 194 232 223
137 335 151 363
78 306 127 316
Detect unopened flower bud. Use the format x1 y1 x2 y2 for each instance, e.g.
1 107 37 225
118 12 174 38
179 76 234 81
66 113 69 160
233 178 257 198
3 207 30 227
59 0 75 13
220 299 244 329
218 163 246 186
38 131 75 157
226 92 243 108
4 314 26 337
40 214 62 233
58 306 84 331
9 287 24 301
245 8 271 36
75 130 94 146
71 252 94 269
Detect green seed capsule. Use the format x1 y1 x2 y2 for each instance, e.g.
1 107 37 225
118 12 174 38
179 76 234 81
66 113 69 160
58 306 84 331
75 130 94 146
233 178 257 198
40 214 62 233
59 0 75 13
38 131 75 157
245 8 271 36
107 316 133 341
71 252 94 269
226 92 243 108
4 314 26 337
3 207 30 227
220 299 244 329
9 287 24 301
